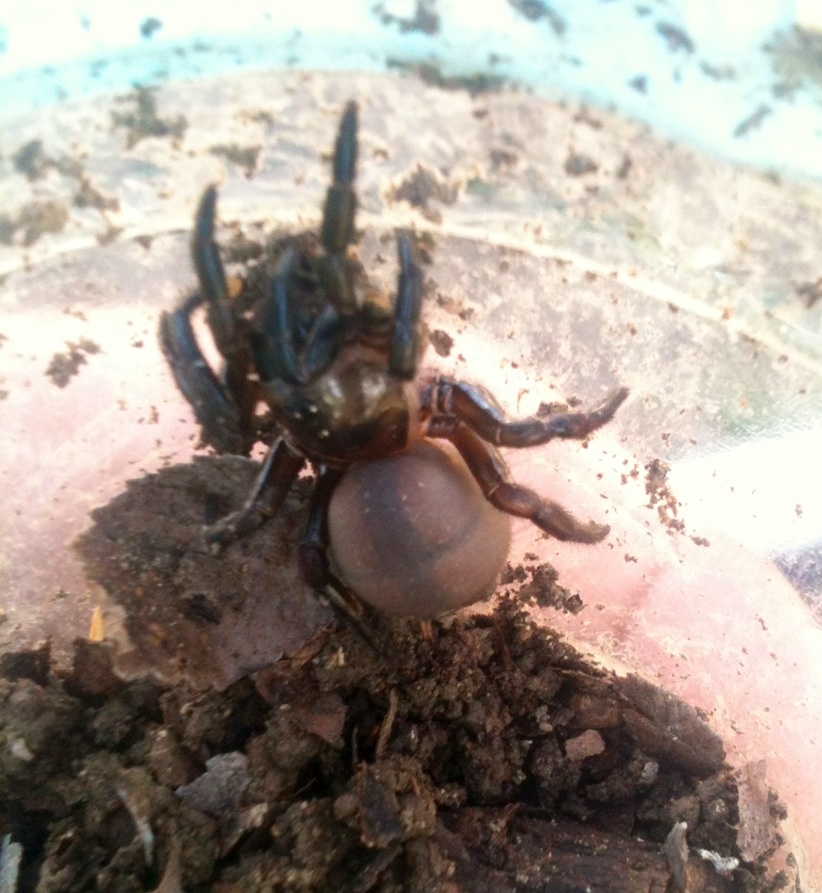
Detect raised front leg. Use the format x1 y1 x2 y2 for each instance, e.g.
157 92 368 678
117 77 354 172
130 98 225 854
427 380 629 448
317 101 359 316
159 290 246 454
251 247 342 386
321 101 358 255
389 232 424 381
443 423 611 543
193 187 257 444
159 186 257 454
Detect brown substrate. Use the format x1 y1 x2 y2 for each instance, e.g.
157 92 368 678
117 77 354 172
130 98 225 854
0 459 791 891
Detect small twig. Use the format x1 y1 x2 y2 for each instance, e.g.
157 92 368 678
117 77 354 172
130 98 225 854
376 689 399 759
117 786 154 867
493 616 512 668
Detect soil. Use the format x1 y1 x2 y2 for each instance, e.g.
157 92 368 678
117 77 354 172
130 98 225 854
0 458 791 892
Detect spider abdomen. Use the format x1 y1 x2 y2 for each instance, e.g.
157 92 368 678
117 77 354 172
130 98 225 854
328 440 512 616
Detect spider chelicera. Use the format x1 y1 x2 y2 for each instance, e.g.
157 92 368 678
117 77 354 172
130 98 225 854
160 101 628 643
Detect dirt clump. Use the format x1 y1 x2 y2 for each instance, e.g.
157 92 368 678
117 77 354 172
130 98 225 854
0 606 787 891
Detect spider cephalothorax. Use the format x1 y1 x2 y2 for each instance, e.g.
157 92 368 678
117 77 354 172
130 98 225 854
160 101 628 642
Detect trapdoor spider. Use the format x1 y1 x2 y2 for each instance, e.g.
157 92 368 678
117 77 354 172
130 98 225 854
160 101 628 642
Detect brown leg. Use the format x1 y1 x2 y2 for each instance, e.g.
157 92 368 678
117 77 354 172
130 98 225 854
206 438 304 547
443 423 610 543
298 467 379 649
427 380 628 448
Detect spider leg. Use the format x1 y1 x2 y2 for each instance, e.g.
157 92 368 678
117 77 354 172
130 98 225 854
159 186 257 453
321 101 358 255
159 291 246 454
435 422 611 543
298 466 379 649
427 381 629 448
205 438 305 547
192 186 239 357
316 101 359 316
193 186 258 429
388 232 424 380
252 248 342 386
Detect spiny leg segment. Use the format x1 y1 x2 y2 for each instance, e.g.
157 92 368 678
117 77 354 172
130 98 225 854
425 383 629 542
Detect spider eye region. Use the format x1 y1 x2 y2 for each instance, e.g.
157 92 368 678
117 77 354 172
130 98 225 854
261 362 411 462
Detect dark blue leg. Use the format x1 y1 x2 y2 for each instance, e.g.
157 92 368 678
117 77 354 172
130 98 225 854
389 233 424 380
317 102 359 316
160 186 258 453
321 101 358 255
159 291 246 454
252 248 341 386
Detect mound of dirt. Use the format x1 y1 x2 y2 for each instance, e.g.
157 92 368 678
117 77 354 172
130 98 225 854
0 459 788 891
